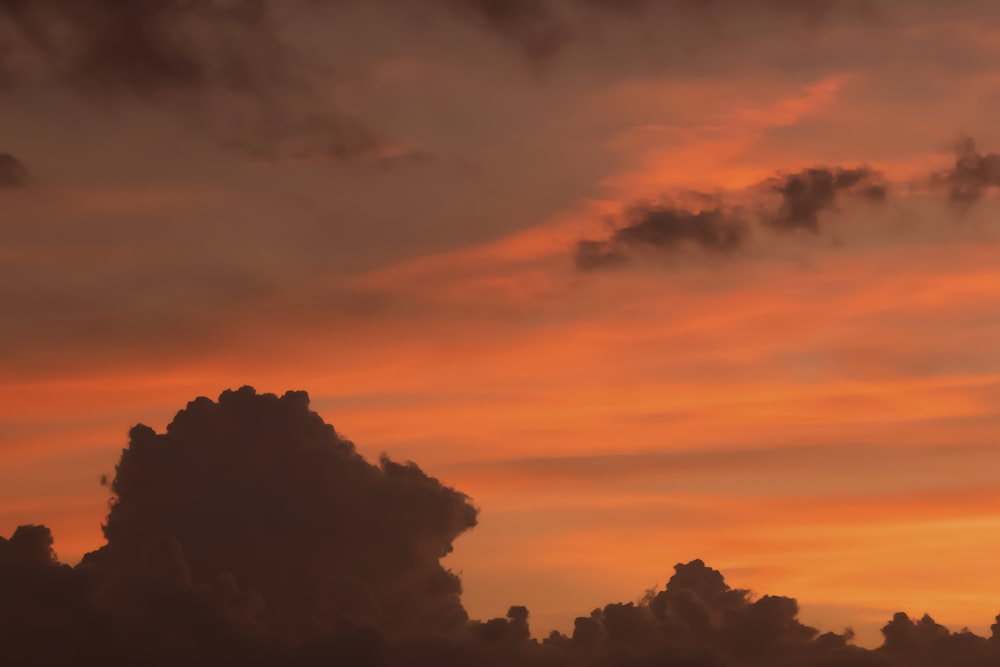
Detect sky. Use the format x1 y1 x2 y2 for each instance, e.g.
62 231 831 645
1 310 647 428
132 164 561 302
3 0 1000 652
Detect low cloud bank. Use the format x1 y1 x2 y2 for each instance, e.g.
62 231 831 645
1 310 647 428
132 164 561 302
2 387 999 666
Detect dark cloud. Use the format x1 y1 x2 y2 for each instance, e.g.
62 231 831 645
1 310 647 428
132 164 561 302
576 204 750 270
534 560 1000 667
4 390 1000 665
0 1 884 159
0 1 403 162
879 611 997 667
0 1 876 92
88 386 477 639
0 152 27 187
0 0 286 95
936 136 1000 206
762 166 888 232
574 165 888 271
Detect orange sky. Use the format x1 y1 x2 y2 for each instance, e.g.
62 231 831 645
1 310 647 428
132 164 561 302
3 0 1000 649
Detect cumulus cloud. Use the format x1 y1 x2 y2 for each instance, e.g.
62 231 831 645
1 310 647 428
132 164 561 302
88 386 478 639
3 389 1000 666
575 203 750 270
761 166 888 232
547 559 843 664
535 560 1000 667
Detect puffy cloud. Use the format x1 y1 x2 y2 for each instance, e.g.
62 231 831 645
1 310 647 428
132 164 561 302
0 0 286 96
880 611 993 666
89 386 478 639
575 164 889 270
3 391 1000 666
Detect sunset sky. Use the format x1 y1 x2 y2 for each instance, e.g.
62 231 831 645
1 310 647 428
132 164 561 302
3 0 1000 649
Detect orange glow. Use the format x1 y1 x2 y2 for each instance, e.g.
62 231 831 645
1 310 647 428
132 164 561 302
6 21 1000 651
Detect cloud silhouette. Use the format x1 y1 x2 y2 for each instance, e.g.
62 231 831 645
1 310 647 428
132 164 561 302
0 1 886 162
3 389 1000 666
576 204 750 270
762 166 888 232
86 386 477 640
550 559 845 664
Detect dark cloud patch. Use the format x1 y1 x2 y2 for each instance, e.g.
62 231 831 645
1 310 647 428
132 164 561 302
575 204 750 270
936 136 1000 206
879 611 997 666
538 560 1000 667
762 166 887 232
574 164 890 272
0 1 404 162
0 152 27 187
573 559 832 664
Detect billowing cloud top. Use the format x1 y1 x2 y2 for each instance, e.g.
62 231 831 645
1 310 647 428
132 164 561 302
89 386 478 639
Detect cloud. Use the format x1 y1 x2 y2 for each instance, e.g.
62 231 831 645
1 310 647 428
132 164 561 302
574 164 888 270
3 390 1000 665
435 0 878 60
551 559 838 663
575 203 750 270
87 386 478 639
0 152 26 188
0 1 400 162
879 611 996 665
936 136 1000 206
761 166 887 232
